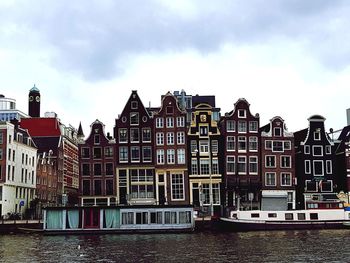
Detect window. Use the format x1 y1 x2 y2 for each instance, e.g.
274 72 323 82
119 129 128 143
265 140 272 150
265 156 276 168
321 180 332 192
274 127 282 137
227 156 235 174
313 146 323 156
304 145 310 154
177 116 185 127
268 213 277 218
104 147 113 157
272 141 283 152
326 160 332 174
106 179 114 195
325 145 331 154
131 101 138 109
200 126 208 137
285 213 294 220
265 173 276 186
310 213 318 220
171 174 184 200
227 120 235 132
94 135 100 144
212 159 219 174
249 137 258 151
131 146 140 162
166 106 174 114
130 128 139 142
119 147 128 162
93 147 102 159
167 132 174 145
94 180 102 195
157 149 164 164
238 109 246 118
0 133 3 144
249 121 258 132
142 128 151 142
94 163 102 176
191 159 198 174
199 141 209 154
156 133 164 145
237 156 246 174
313 160 324 176
167 149 175 164
156 118 163 128
177 132 185 144
0 149 2 160
306 180 317 192
200 159 210 175
314 130 321 140
226 136 235 151
238 136 246 151
249 156 258 174
191 140 197 153
281 173 292 186
81 148 90 158
281 156 291 168
105 163 114 175
82 180 91 195
305 160 311 174
166 117 174 128
82 163 90 176
143 147 152 162
297 213 306 220
238 121 247 133
211 140 218 153
130 112 139 125
177 149 186 164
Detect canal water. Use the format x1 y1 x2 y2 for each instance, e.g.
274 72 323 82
1 229 350 262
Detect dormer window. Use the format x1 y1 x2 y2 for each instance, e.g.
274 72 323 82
238 109 246 118
131 101 138 109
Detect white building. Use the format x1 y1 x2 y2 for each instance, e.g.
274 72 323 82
0 121 37 218
0 94 29 122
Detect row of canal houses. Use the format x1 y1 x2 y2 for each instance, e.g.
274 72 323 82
78 90 350 216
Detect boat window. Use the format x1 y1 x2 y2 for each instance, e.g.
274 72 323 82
150 212 156 224
268 213 277 218
297 213 306 220
285 213 294 220
136 212 148 224
179 211 192 224
251 213 260 218
165 212 171 224
310 213 318 220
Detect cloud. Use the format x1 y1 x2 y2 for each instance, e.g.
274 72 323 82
1 0 350 81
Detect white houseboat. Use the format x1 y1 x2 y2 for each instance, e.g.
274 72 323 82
220 208 350 231
43 205 194 234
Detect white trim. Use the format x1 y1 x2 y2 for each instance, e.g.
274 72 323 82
265 172 276 186
313 160 324 176
305 160 311 174
312 145 323 157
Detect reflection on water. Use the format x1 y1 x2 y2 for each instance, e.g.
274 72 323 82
1 230 350 262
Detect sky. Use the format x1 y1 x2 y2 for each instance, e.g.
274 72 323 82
1 0 349 135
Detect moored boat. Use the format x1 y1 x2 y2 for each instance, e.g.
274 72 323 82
43 205 194 234
220 209 350 231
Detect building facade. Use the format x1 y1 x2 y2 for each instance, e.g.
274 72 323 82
153 92 189 205
79 120 116 206
0 94 29 122
188 103 222 215
294 115 338 209
114 91 155 205
219 98 260 210
0 121 37 218
260 116 296 210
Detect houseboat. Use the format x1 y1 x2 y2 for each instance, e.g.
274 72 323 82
43 205 194 234
220 208 350 231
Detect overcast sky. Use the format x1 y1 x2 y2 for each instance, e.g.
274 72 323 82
1 0 349 135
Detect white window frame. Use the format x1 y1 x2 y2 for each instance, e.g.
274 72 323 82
199 140 209 154
227 136 235 151
157 149 164 164
176 116 185 127
265 155 276 168
156 132 164 146
238 136 246 151
265 172 276 186
314 130 321 141
166 117 174 128
227 120 235 132
280 155 291 168
237 156 246 174
326 160 332 174
313 160 324 176
227 156 235 174
305 160 311 174
177 149 186 164
167 149 175 164
304 145 310 154
171 173 185 201
325 145 331 155
249 137 258 152
249 156 258 174
177 132 185 145
281 173 292 186
167 132 174 145
274 127 282 137
156 118 164 128
312 145 323 157
249 121 258 132
238 109 246 118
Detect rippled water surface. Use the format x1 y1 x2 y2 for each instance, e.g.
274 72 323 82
1 230 350 262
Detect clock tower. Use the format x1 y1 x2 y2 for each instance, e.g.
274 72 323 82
28 84 41 117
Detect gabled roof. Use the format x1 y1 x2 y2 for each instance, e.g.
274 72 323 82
118 90 151 120
294 128 308 146
20 118 61 137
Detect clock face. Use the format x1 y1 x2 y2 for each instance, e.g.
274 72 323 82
29 96 33 102
36 96 40 102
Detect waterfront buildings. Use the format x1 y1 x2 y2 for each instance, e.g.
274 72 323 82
219 98 260 211
0 120 37 218
260 116 296 210
153 92 189 205
294 115 338 209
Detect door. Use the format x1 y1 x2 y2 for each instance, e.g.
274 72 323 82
158 185 165 205
84 208 100 229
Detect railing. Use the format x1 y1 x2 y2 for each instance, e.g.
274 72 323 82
0 219 43 225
